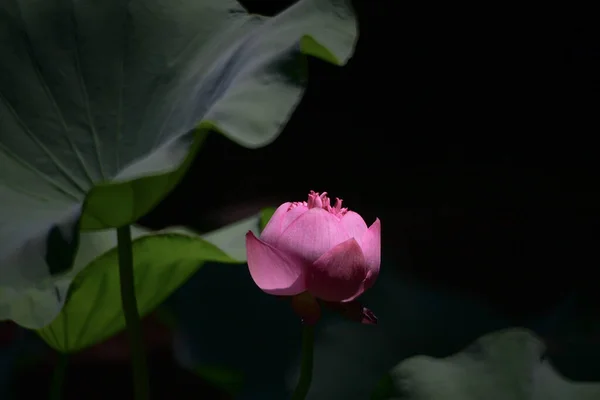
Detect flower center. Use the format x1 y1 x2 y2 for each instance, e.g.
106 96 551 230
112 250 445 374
288 190 348 218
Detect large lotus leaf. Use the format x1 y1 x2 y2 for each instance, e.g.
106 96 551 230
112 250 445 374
3 213 261 330
372 328 600 400
0 0 357 326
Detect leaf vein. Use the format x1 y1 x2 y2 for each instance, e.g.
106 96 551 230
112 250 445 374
0 94 85 201
68 1 107 181
12 0 98 186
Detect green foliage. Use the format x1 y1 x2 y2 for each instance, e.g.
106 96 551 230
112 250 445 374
0 0 357 329
36 211 264 352
372 329 600 400
37 233 238 352
260 207 278 232
195 365 245 397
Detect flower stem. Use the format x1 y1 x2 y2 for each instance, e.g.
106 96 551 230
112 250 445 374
291 324 315 400
117 224 149 400
49 352 68 400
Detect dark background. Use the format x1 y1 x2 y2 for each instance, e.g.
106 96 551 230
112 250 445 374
4 0 599 398
155 0 598 317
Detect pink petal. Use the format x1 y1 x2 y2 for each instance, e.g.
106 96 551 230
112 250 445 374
260 202 292 245
245 231 307 295
280 203 309 234
360 218 381 289
340 211 368 239
339 279 367 302
291 292 321 325
276 208 350 263
306 238 368 302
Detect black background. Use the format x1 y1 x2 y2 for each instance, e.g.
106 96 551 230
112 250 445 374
145 0 599 318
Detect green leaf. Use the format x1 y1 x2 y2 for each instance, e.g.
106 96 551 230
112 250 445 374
372 329 600 400
37 232 233 352
260 207 277 232
37 215 259 353
36 214 262 352
194 365 245 396
0 0 358 328
3 212 259 331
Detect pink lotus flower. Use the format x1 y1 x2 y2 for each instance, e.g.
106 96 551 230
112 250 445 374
245 191 380 324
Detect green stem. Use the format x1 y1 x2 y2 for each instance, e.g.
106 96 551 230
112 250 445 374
49 352 69 400
291 324 315 400
117 224 150 400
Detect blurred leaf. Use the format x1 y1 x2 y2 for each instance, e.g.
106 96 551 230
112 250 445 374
372 328 600 400
0 0 358 329
37 231 237 352
201 213 262 262
37 213 262 353
195 365 245 396
260 207 277 232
